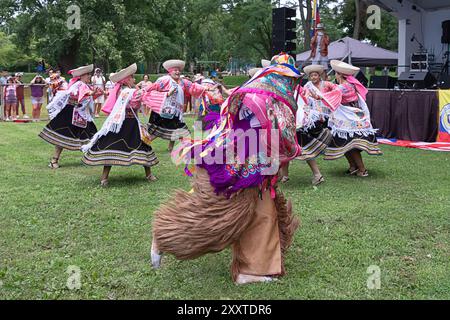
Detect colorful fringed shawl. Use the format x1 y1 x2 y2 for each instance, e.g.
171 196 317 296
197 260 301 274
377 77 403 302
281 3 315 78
174 64 302 198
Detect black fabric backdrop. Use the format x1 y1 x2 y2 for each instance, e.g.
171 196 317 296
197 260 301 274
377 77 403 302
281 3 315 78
366 90 439 142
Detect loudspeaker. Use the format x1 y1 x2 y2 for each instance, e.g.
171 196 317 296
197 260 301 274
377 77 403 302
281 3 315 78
272 7 297 55
369 75 398 89
355 71 368 87
437 74 450 89
398 72 437 89
442 20 450 44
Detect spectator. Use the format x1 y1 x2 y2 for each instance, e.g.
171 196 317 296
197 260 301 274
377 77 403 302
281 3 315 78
37 60 45 74
30 74 47 122
104 74 115 98
137 74 152 89
45 69 54 103
91 68 106 118
0 70 7 120
14 73 29 119
4 77 17 121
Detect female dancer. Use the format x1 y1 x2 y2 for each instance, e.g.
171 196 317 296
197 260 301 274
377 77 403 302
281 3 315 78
39 64 99 169
280 64 334 186
82 64 158 186
142 59 191 152
323 60 382 176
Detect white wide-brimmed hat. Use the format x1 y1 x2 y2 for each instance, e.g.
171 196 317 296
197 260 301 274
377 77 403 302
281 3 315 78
68 64 94 77
110 63 137 83
193 73 205 82
303 64 325 76
248 68 262 77
202 78 216 85
163 59 185 72
261 59 271 68
330 60 360 76
316 23 325 30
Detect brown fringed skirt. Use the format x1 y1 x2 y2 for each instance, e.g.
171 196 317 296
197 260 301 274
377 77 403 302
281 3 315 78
152 167 300 281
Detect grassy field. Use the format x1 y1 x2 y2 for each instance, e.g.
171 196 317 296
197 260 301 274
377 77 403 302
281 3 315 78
0 110 449 300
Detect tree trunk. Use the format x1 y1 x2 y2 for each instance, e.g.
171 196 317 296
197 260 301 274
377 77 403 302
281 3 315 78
353 0 361 39
299 0 313 51
58 37 80 73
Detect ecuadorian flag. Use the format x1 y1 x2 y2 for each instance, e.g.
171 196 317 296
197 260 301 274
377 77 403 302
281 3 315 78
438 90 450 142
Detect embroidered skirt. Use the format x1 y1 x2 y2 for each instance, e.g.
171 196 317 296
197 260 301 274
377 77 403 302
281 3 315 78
324 133 382 160
324 101 382 160
147 112 190 141
82 118 159 167
39 104 97 151
296 120 332 161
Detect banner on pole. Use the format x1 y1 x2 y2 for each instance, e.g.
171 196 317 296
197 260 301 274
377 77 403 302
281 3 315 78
438 90 450 142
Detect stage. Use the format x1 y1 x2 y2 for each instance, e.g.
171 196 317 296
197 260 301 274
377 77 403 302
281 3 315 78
366 89 443 142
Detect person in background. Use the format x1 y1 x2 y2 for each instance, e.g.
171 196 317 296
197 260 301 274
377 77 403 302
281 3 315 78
37 60 45 74
104 74 115 98
136 74 152 115
91 68 106 118
30 74 47 121
309 23 330 74
45 69 54 103
0 70 7 120
137 74 152 89
14 73 29 119
4 77 18 121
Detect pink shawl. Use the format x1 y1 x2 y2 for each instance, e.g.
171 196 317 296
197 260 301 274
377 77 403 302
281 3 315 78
346 75 368 101
101 77 131 115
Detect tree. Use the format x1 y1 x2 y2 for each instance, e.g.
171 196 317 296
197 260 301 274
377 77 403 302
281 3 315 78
339 0 398 50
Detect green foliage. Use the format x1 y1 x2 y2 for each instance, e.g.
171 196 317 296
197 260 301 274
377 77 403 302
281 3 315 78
0 31 33 69
0 0 400 71
338 0 398 50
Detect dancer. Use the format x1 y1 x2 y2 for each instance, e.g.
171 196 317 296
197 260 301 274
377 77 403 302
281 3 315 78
191 77 228 131
39 64 99 169
142 59 191 152
323 60 382 176
150 53 301 285
82 63 158 186
280 64 334 185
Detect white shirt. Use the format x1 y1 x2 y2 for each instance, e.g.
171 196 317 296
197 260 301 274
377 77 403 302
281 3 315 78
91 75 106 89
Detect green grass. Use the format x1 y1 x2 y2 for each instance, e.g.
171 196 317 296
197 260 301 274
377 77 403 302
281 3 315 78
0 112 449 300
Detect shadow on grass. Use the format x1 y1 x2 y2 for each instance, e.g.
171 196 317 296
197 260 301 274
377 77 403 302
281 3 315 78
326 168 387 179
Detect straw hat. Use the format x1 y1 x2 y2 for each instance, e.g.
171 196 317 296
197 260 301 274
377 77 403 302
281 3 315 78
193 73 205 82
110 63 137 83
68 64 94 77
316 23 325 30
248 68 261 77
201 78 216 85
303 64 325 76
163 59 185 72
330 60 360 76
261 59 271 68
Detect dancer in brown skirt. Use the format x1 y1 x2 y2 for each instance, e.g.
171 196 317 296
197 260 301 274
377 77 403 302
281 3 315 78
150 53 301 284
